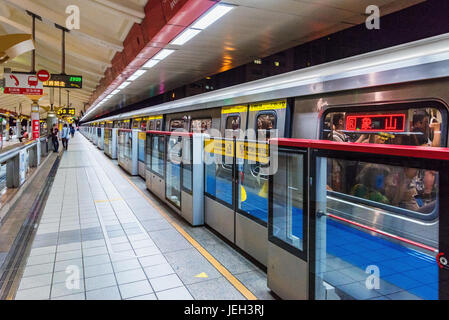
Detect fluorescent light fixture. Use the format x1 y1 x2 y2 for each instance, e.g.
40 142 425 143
191 4 234 30
128 69 146 81
142 59 160 68
112 90 120 95
153 49 175 61
170 28 201 46
118 81 131 89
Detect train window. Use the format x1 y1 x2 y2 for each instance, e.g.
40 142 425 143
316 155 440 300
145 136 152 171
256 112 277 140
151 135 165 177
327 158 439 218
226 115 240 130
170 119 184 131
271 151 305 252
225 115 240 139
155 120 162 131
166 136 182 208
323 103 446 147
191 118 212 133
140 121 147 131
204 139 234 207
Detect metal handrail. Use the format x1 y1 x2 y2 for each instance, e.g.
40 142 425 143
0 140 38 164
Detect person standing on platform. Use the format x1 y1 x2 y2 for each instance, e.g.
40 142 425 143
51 125 59 152
61 124 70 151
70 124 75 138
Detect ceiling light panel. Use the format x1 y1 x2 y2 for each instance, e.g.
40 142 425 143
128 69 146 81
191 4 235 30
118 81 131 89
153 49 176 61
143 59 160 68
170 28 202 46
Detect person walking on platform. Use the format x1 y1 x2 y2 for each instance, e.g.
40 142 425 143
70 124 75 138
61 124 70 151
51 125 59 152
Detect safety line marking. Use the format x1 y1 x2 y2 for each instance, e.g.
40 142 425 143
117 165 257 300
82 133 258 300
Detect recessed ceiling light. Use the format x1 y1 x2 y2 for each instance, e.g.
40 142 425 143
170 28 201 46
143 59 160 68
128 69 146 81
191 4 234 30
153 49 175 61
118 81 131 89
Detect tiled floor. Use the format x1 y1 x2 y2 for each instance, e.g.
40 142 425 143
14 134 272 300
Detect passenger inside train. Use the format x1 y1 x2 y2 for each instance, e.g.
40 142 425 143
325 109 441 214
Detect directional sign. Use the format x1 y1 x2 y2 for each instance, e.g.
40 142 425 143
43 74 83 89
4 73 43 95
58 108 76 116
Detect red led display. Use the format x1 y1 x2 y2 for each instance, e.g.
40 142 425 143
345 114 406 132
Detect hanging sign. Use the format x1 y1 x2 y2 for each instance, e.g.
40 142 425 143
57 108 76 116
43 74 83 89
4 73 43 95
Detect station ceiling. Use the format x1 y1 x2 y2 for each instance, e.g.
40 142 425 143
0 0 423 120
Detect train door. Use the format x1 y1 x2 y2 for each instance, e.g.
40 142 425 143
137 118 148 178
165 118 186 209
233 100 290 264
204 105 248 243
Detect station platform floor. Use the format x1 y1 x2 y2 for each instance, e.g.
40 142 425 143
11 133 273 300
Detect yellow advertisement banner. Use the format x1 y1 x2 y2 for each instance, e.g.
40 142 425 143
205 139 234 157
148 115 163 120
249 100 287 112
236 141 269 164
138 132 146 140
221 105 248 114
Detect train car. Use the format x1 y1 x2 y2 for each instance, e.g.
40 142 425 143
82 33 449 300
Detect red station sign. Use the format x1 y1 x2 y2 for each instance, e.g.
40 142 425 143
345 114 406 132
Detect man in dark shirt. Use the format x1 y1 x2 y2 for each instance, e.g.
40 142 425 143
51 125 59 152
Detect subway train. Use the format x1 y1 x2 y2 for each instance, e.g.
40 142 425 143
82 33 449 300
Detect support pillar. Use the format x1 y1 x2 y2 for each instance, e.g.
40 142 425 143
31 101 41 165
